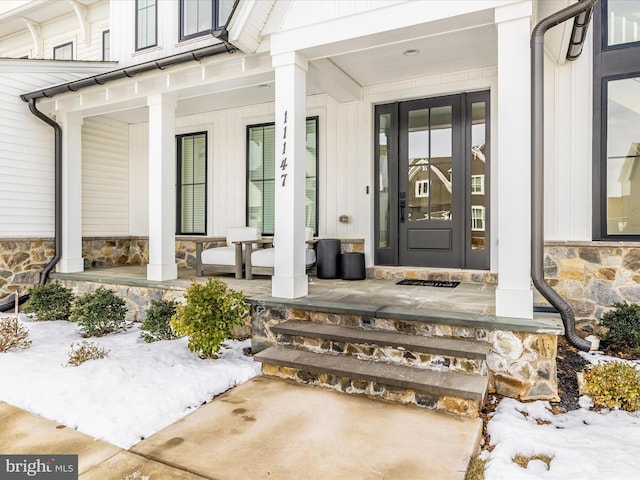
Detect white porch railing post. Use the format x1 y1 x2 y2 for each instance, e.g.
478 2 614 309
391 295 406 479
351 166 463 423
57 111 84 273
271 51 308 298
495 2 534 319
147 93 178 281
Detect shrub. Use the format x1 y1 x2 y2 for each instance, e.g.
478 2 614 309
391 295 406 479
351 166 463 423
140 299 180 343
23 281 75 321
582 361 640 412
601 302 640 354
170 279 249 358
0 317 32 352
67 341 110 366
70 287 127 337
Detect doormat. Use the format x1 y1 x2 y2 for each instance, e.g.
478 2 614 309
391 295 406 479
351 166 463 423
396 279 460 288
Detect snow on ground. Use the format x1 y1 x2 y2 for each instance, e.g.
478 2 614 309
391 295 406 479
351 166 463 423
0 314 261 449
485 390 640 480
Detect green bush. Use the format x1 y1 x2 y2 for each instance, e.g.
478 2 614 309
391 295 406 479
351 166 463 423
24 281 75 321
70 287 127 337
170 279 249 358
67 341 110 366
140 299 180 343
0 317 32 352
583 361 640 412
601 302 640 354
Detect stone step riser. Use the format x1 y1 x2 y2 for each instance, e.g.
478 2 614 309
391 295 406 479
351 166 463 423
262 363 483 418
278 334 488 376
299 313 489 343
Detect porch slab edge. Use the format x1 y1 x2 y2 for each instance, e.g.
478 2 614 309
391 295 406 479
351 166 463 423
249 296 564 335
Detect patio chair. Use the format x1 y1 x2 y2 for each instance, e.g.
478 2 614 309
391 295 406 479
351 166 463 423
245 227 316 280
195 226 261 279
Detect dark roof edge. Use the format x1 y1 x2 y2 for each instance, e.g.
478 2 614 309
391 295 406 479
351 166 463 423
20 42 237 102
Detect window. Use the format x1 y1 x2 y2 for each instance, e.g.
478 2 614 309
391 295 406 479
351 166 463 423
606 0 640 47
471 206 485 232
53 42 73 60
102 30 110 61
471 175 485 195
594 0 640 238
176 132 207 235
247 117 318 235
415 180 429 198
179 0 235 40
136 0 157 51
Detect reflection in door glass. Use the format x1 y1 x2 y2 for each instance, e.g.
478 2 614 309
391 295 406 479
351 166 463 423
378 113 391 247
407 107 452 221
606 77 640 234
608 0 640 46
470 102 486 249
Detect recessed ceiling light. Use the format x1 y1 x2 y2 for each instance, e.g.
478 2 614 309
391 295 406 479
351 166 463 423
403 49 420 56
257 83 271 89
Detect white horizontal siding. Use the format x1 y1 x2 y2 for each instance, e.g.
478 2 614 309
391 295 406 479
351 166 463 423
82 116 129 236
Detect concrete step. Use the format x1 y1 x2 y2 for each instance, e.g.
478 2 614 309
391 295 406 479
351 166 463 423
255 346 488 417
272 321 489 358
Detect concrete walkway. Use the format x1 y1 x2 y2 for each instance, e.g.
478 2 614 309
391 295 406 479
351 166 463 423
1 377 482 479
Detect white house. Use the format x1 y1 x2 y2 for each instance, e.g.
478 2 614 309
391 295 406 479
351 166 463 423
1 0 639 342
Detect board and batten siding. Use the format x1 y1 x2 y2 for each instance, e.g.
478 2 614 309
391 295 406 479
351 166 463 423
0 67 110 237
82 116 129 236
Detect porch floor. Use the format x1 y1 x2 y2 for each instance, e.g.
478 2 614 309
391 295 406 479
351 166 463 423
51 265 563 335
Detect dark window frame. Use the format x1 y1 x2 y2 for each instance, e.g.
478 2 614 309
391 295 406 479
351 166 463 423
245 116 319 236
53 42 73 60
102 30 110 61
135 0 158 52
592 0 640 240
179 0 230 42
176 131 208 236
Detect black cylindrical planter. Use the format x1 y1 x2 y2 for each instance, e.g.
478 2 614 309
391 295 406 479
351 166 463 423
341 252 365 280
316 239 341 279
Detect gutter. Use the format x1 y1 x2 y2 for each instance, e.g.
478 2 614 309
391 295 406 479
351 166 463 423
20 42 236 101
531 0 597 351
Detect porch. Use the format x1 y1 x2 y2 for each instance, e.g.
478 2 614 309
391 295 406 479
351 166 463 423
51 264 563 416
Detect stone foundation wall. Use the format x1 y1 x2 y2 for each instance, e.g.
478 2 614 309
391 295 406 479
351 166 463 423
251 305 559 401
544 242 640 334
0 239 54 302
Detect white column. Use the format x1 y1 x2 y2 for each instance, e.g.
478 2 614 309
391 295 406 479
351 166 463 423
57 111 84 273
495 2 533 319
271 52 308 298
147 94 178 281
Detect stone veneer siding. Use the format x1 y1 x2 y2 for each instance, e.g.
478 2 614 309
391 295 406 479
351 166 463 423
3 237 638 332
544 242 640 334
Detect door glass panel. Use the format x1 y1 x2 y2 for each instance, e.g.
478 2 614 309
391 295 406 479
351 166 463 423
429 106 452 220
607 0 640 46
606 77 640 234
470 102 487 249
407 109 429 221
378 113 391 247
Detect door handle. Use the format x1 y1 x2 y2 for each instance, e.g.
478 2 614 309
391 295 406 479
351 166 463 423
399 199 406 223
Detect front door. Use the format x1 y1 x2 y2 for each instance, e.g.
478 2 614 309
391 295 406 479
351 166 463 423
374 91 490 269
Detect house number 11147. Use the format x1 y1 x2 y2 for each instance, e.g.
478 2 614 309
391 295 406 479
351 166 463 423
280 110 288 187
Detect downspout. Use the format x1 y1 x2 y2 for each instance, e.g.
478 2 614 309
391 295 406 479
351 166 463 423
531 0 597 351
28 98 63 286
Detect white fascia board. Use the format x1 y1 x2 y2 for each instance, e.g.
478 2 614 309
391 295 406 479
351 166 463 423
270 0 521 56
0 1 47 21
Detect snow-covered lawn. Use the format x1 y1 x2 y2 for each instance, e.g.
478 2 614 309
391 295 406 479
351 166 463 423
0 314 260 449
484 351 640 480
